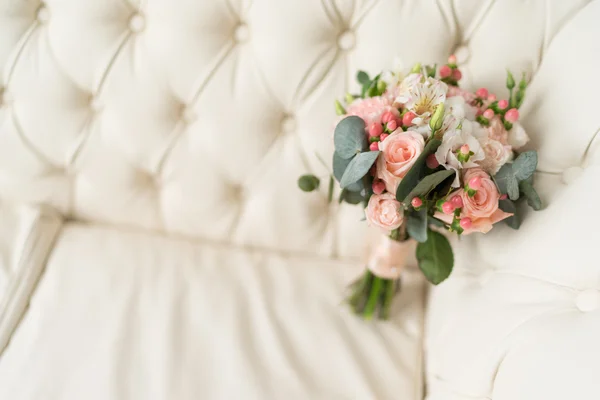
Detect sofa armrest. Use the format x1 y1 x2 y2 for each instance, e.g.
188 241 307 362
0 203 62 353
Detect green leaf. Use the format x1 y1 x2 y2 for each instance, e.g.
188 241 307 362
428 217 447 228
357 71 370 85
340 151 380 188
519 179 542 210
396 139 442 201
506 69 515 89
402 169 455 203
416 230 454 285
334 99 346 115
298 175 320 192
332 152 362 192
512 151 538 181
406 208 428 243
334 116 367 159
494 164 519 200
499 199 520 229
340 188 364 205
327 176 334 203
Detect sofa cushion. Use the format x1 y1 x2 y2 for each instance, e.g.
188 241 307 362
0 223 426 400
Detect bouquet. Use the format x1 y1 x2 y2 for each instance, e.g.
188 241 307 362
298 55 542 320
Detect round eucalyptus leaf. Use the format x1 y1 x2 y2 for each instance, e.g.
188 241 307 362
297 175 320 192
334 116 367 159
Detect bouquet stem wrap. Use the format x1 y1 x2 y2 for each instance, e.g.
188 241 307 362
348 233 415 320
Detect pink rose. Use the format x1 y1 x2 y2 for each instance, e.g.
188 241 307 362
365 193 404 232
346 96 400 127
487 117 508 145
376 131 425 193
434 168 512 234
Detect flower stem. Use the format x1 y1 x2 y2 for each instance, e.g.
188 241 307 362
363 276 383 319
380 279 396 320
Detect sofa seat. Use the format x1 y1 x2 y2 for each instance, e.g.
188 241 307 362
0 223 425 400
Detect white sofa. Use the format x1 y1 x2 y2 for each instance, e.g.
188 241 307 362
0 1 598 399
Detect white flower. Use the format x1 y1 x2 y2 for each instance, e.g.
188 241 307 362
401 77 448 127
391 73 423 105
507 122 530 149
477 138 512 175
435 128 485 187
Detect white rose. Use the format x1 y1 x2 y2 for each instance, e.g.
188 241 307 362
477 138 512 175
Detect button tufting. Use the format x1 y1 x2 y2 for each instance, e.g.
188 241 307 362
129 13 145 33
453 44 470 63
562 166 584 185
576 289 600 312
234 23 250 43
337 30 355 50
1 89 14 106
281 116 296 133
181 105 197 124
36 5 49 23
89 95 101 112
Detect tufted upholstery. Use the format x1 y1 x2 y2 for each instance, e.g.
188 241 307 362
1 0 599 399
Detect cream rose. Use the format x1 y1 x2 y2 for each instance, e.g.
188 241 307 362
376 130 425 194
477 138 511 175
434 168 512 234
365 193 404 232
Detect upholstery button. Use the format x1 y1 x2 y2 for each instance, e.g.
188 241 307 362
453 44 470 63
89 95 101 112
37 5 49 23
234 23 250 43
337 30 355 50
281 116 296 133
181 106 197 124
129 13 145 33
576 289 600 312
1 89 14 106
562 166 584 184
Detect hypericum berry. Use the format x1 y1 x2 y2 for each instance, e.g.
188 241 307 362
369 142 379 151
439 65 452 78
442 202 455 214
500 194 508 200
386 119 398 131
372 180 386 195
483 109 495 119
476 88 489 98
451 195 464 208
505 108 519 123
411 197 423 208
460 217 472 229
426 154 439 169
402 111 416 126
460 144 470 154
369 123 383 137
448 54 457 64
487 94 497 102
498 99 508 109
381 111 394 124
452 69 462 80
468 176 482 190
380 133 389 141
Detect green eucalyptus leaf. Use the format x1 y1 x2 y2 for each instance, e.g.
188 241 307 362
513 151 538 181
357 71 370 85
396 139 442 201
334 116 368 159
519 179 542 210
507 177 520 200
332 152 363 192
428 217 447 228
340 188 364 205
403 169 455 203
416 229 454 285
340 151 380 188
406 208 428 243
494 164 519 200
298 174 320 192
499 199 520 229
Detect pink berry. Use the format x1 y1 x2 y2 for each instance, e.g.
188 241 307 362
498 99 508 109
372 180 386 195
500 194 508 200
442 202 455 215
460 144 470 154
460 217 472 229
411 197 423 208
402 111 416 126
380 133 389 141
476 88 489 98
452 69 462 80
487 94 497 101
505 108 519 123
426 154 439 169
469 176 482 190
369 123 383 137
448 54 457 64
387 120 397 131
451 195 464 208
439 65 452 78
381 111 394 124
369 142 379 151
483 109 495 119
